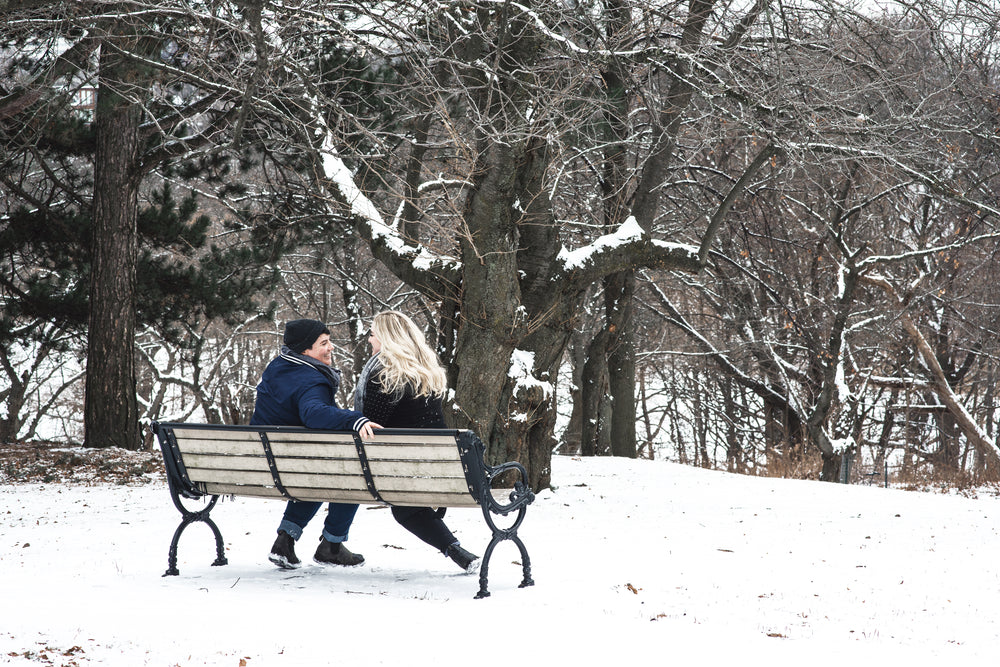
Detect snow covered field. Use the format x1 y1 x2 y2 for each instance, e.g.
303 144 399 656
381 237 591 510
2 455 999 666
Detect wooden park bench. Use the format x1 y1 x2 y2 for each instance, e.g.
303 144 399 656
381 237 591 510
150 422 535 598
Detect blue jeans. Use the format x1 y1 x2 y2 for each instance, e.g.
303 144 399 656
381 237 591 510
277 501 359 543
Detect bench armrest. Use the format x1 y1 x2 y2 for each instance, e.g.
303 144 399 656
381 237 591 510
484 461 535 515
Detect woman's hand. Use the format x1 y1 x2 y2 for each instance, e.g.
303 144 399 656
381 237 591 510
359 420 382 440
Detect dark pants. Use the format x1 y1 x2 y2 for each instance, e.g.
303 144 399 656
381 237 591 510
278 500 359 543
391 506 457 553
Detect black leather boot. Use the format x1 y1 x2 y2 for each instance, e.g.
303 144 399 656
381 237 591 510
446 543 480 574
314 538 365 566
268 530 301 569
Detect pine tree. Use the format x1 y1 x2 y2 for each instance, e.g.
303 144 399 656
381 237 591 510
0 3 286 447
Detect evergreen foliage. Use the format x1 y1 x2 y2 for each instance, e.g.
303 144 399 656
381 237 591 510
1 180 280 348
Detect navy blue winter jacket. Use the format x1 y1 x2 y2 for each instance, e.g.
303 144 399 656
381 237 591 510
250 348 370 432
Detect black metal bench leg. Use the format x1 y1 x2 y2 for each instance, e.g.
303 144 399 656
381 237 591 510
510 533 533 588
206 514 229 567
163 492 227 576
476 478 534 599
474 520 534 598
475 537 501 599
164 520 188 576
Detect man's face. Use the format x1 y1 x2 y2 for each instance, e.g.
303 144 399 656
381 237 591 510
301 333 333 366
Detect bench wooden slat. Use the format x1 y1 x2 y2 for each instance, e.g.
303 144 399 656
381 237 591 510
175 437 263 456
184 454 366 477
376 475 471 494
365 433 460 445
271 457 365 475
187 469 275 486
173 428 261 442
188 467 368 490
199 484 285 499
379 491 480 507
368 459 467 478
278 472 369 490
193 484 481 508
198 484 377 504
364 444 462 461
269 442 359 458
183 453 269 472
265 432 357 445
282 489 382 503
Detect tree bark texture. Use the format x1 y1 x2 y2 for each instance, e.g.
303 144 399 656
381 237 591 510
84 35 143 449
447 141 522 455
605 270 637 458
581 329 612 457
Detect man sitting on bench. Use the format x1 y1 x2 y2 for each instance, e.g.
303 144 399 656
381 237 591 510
251 318 382 569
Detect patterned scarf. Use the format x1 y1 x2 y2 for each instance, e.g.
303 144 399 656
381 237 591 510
353 353 382 412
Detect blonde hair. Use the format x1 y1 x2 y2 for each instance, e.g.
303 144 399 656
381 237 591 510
370 310 448 397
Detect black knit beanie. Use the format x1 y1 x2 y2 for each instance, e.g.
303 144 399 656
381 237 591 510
283 319 329 353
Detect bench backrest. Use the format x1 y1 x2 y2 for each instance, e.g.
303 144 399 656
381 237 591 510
152 423 489 509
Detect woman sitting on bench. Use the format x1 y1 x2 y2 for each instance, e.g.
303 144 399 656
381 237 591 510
355 310 480 573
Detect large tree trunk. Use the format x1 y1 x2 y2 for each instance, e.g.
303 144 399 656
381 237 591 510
0 345 30 443
581 330 612 457
605 270 637 457
499 325 568 491
560 330 587 455
341 4 717 490
446 143 522 461
596 0 638 459
84 35 143 449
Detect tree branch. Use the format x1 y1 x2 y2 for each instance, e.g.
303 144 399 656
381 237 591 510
860 273 1000 466
697 141 778 264
558 217 702 290
0 35 99 121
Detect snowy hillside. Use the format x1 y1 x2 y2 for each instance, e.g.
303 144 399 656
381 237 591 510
2 454 999 665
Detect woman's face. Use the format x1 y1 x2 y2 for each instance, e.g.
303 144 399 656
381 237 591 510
368 327 382 354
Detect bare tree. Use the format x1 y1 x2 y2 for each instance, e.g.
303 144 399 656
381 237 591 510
633 2 1000 481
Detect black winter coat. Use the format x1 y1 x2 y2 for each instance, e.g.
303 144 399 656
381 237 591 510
360 369 446 429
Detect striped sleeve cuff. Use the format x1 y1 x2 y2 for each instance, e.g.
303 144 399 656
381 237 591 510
352 417 370 432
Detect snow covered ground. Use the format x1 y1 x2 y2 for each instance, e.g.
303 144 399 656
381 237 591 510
2 455 999 666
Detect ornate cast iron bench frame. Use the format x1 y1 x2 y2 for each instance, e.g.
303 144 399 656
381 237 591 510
151 421 535 598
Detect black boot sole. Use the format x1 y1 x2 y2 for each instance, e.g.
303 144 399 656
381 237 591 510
313 556 365 567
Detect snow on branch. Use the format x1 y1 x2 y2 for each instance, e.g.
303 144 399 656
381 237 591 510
857 230 1000 269
312 106 460 280
496 1 627 56
558 216 700 276
480 0 690 60
252 4 459 289
508 349 553 401
558 217 644 270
